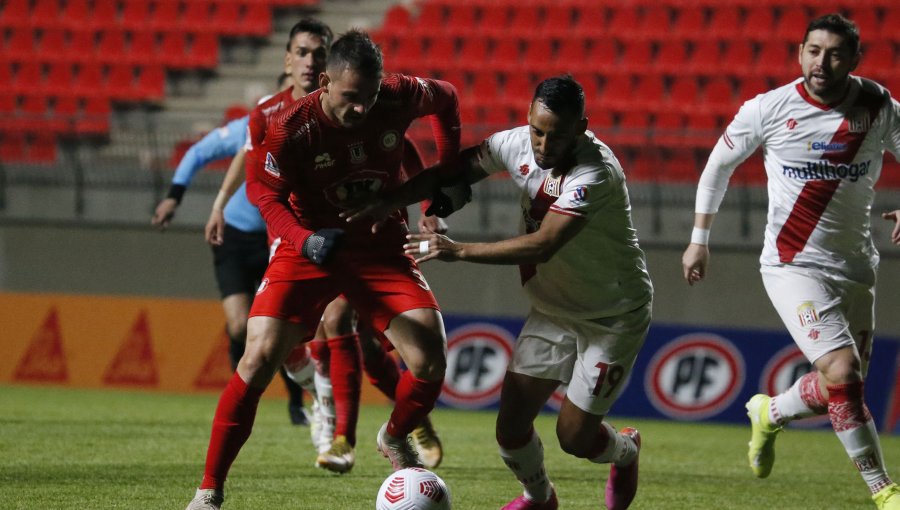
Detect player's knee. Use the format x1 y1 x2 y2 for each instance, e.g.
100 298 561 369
321 299 354 337
225 319 248 342
818 352 862 385
406 355 446 381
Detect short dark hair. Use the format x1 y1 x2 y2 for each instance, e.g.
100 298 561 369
803 13 860 55
276 72 291 88
533 75 585 118
326 29 383 79
286 18 333 51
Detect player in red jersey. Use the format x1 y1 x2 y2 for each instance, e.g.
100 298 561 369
185 30 459 509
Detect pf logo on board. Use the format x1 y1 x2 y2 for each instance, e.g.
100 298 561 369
645 333 745 420
440 324 514 409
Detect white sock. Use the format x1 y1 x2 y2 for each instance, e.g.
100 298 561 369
314 371 335 453
498 430 552 503
589 422 638 467
770 371 827 426
829 383 892 494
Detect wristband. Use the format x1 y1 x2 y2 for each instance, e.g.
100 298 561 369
691 227 710 245
166 184 187 205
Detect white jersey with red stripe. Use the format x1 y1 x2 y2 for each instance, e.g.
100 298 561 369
697 76 900 283
478 126 653 319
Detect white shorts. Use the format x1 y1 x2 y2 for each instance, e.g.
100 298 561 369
508 301 651 416
760 265 874 375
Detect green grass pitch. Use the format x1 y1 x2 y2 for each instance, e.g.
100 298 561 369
1 385 895 509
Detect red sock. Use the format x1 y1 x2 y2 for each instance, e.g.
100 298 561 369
328 334 362 445
387 371 442 437
308 339 330 374
200 372 265 490
363 345 401 400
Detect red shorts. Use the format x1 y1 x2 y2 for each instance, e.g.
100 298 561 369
249 245 439 339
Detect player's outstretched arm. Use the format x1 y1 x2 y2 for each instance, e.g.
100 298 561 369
682 212 715 285
882 210 900 245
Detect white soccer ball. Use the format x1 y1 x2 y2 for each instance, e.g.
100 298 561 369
376 467 451 510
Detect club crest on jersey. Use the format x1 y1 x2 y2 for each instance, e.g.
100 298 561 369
380 130 400 151
543 175 562 197
573 185 588 203
848 108 871 133
264 152 280 177
314 152 334 170
797 302 820 327
348 142 367 164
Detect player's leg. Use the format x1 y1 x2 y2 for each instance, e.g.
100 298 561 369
307 330 334 454
496 371 561 510
189 316 311 509
554 303 648 510
375 307 447 470
316 296 361 473
221 294 251 371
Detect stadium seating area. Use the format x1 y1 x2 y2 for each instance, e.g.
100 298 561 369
0 0 317 163
2 0 899 186
373 0 900 185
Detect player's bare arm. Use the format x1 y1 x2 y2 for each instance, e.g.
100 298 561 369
682 212 715 285
205 148 248 245
883 210 900 245
406 209 587 265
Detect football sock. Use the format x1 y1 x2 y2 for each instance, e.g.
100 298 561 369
200 372 264 491
314 370 335 452
308 339 328 366
283 344 316 395
328 335 362 446
498 427 553 503
278 367 304 407
587 422 638 466
770 371 828 425
363 343 401 400
387 372 442 437
828 382 893 494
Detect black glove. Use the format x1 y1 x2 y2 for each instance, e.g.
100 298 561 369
301 228 344 265
425 181 472 218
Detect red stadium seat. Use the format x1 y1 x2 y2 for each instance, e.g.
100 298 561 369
850 7 879 40
508 7 541 36
0 132 28 161
541 5 574 38
655 41 688 74
571 4 606 38
737 76 770 101
243 3 272 37
97 30 128 65
0 0 30 29
522 38 554 72
75 97 111 135
72 63 105 98
612 111 650 148
754 40 793 80
721 40 754 77
684 112 720 148
2 27 36 64
457 38 489 72
211 3 242 36
27 132 58 163
122 1 153 32
106 64 136 100
160 32 191 69
859 42 895 79
12 61 43 95
707 6 740 39
661 148 700 183
741 7 774 42
879 8 900 42
413 3 445 36
585 38 618 74
653 111 685 148
774 6 809 41
467 72 500 107
60 0 90 31
633 75 666 113
490 38 522 72
88 1 120 31
608 5 641 34
598 75 633 111
66 30 96 65
38 29 68 64
426 35 457 67
44 63 76 97
501 72 533 106
637 6 672 40
556 39 587 74
181 1 214 34
30 0 62 30
702 77 736 115
381 4 412 32
127 31 160 66
135 65 166 101
189 33 220 69
686 39 721 76
618 40 652 74
667 77 699 113
390 37 425 71
672 7 705 41
149 1 183 33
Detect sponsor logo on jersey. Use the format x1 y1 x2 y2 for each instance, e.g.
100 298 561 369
256 278 269 295
848 108 871 133
264 152 280 177
781 159 871 182
324 169 387 207
786 118 798 130
439 324 515 409
807 141 849 152
797 301 820 327
518 164 530 176
380 130 400 151
314 152 334 170
543 175 562 197
573 185 588 202
349 142 367 164
645 333 745 420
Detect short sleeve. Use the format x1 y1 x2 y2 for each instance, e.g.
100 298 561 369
477 131 516 176
884 96 900 161
550 166 612 219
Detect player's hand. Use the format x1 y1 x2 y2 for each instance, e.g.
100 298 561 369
425 182 471 218
418 215 448 234
404 233 461 263
151 198 178 230
302 228 344 265
205 208 226 246
339 197 398 234
682 243 710 286
883 210 900 245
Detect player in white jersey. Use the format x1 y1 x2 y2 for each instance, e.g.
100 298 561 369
681 14 900 509
343 75 653 510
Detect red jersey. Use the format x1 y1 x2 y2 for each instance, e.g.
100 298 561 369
247 73 460 263
245 86 299 152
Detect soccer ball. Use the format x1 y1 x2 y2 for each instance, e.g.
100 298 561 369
376 467 451 510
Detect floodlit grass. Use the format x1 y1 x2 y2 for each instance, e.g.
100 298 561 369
0 385 894 509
